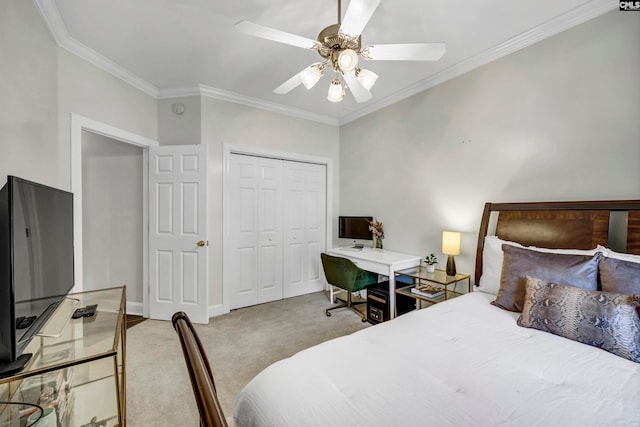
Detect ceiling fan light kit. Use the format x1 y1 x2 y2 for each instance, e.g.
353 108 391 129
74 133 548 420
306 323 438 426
356 67 378 91
337 49 359 72
300 63 325 90
327 76 345 103
236 0 445 104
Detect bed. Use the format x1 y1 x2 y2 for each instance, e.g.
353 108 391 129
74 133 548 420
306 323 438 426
233 200 640 426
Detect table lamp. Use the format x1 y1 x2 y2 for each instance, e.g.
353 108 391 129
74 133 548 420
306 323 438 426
442 231 461 276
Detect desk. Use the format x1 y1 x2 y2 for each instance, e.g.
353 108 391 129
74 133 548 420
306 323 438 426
327 247 421 319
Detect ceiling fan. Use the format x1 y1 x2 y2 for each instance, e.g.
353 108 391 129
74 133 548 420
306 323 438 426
236 0 445 103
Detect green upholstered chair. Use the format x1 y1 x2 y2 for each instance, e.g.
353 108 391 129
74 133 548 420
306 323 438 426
320 253 379 322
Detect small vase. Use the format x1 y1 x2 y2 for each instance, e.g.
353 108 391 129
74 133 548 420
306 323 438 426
375 237 383 250
425 264 436 273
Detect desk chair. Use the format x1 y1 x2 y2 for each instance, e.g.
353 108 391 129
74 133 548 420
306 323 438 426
172 312 228 427
321 253 379 322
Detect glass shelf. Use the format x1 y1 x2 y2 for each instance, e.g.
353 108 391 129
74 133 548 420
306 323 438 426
0 286 126 427
394 267 471 309
396 266 470 286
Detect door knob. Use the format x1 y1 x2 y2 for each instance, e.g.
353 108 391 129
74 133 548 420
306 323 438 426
197 240 206 247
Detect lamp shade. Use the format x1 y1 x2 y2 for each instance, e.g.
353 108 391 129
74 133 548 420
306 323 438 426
356 68 378 91
327 77 344 103
442 231 461 255
337 49 358 72
299 64 322 90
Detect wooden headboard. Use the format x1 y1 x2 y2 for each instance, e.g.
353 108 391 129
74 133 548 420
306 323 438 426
475 200 640 285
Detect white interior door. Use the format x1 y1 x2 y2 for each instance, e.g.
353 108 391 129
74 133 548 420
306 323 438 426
227 154 283 309
283 161 326 298
148 145 209 324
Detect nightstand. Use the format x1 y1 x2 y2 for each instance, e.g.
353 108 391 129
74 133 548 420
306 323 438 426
395 267 471 310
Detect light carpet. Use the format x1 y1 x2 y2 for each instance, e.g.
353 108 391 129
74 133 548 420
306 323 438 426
126 291 369 426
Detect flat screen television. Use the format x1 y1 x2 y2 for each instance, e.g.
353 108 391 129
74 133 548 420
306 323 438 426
0 176 74 375
338 216 373 241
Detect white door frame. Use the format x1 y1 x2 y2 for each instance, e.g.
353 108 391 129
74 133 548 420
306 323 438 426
222 143 333 314
70 113 159 316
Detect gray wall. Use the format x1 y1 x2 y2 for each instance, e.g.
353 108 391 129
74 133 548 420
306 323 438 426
0 0 58 185
339 11 640 280
81 132 144 303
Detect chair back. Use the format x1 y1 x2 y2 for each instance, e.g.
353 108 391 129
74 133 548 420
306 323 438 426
321 253 369 293
172 312 228 427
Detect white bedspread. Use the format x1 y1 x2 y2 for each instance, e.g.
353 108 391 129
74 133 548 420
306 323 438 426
233 292 640 426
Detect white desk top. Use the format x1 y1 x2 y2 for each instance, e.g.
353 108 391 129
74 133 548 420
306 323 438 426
327 246 421 267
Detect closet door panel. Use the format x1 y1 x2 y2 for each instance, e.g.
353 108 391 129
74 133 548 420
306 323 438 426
228 155 260 309
257 158 283 304
283 161 326 298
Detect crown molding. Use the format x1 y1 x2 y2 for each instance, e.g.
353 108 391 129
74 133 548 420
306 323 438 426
34 0 159 98
159 85 340 126
34 0 68 44
339 0 617 125
60 37 159 97
35 0 616 127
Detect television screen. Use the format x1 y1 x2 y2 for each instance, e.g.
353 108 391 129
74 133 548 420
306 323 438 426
10 177 74 304
338 216 373 240
0 176 74 365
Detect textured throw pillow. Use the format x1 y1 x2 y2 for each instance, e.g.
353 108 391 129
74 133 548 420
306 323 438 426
599 256 640 295
491 245 600 312
518 277 640 363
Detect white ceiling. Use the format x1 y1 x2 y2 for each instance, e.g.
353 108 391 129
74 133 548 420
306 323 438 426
36 0 616 125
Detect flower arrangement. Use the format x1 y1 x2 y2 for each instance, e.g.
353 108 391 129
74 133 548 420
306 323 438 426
367 218 384 249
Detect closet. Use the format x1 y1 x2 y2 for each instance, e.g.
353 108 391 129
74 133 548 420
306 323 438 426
226 154 326 309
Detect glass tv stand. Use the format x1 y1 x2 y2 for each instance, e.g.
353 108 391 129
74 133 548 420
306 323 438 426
0 286 126 427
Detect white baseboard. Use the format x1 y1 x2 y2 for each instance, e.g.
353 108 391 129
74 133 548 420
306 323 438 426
126 301 144 316
208 304 226 318
125 301 225 319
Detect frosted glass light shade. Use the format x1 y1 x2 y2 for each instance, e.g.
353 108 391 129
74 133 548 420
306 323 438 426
327 78 344 103
299 65 322 90
442 231 461 255
337 49 358 72
357 68 378 90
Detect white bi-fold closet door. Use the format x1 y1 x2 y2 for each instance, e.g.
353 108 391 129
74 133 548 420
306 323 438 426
227 154 326 310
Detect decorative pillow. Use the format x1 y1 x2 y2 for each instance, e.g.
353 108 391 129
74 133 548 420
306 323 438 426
518 277 640 363
491 245 600 312
599 256 640 295
478 236 599 296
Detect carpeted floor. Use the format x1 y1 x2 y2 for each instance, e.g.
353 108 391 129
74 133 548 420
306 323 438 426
126 291 369 426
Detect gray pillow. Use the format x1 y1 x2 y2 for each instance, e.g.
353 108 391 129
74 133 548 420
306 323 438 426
599 256 640 295
491 245 600 312
518 277 640 363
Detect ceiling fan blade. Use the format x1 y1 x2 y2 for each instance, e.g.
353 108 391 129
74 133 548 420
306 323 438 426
343 70 372 103
364 43 446 61
273 70 305 94
339 0 381 37
236 20 317 50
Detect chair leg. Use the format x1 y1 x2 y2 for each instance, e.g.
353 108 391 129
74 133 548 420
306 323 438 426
326 291 367 322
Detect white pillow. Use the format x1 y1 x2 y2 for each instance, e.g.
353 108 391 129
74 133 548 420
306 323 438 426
598 246 640 264
477 236 601 295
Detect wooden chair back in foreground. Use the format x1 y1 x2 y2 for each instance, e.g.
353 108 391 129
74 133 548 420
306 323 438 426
172 311 228 427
